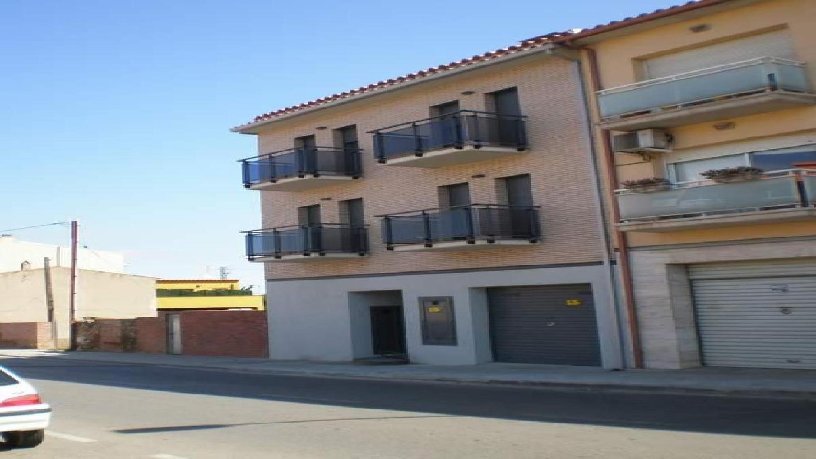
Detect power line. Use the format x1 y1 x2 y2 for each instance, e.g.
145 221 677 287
0 221 70 233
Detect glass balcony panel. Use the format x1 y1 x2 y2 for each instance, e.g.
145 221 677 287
241 148 361 187
373 111 527 161
618 175 801 221
245 225 366 259
381 205 539 247
598 58 811 118
802 174 816 206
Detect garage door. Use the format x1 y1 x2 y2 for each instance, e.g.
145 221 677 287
690 259 816 369
487 284 600 366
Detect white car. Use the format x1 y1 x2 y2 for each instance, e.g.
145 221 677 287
0 366 51 448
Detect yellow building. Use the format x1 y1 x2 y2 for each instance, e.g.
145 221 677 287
572 0 816 370
156 279 265 311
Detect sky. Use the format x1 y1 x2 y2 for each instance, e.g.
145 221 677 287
0 0 675 292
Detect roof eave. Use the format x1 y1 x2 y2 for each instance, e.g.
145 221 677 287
231 42 564 135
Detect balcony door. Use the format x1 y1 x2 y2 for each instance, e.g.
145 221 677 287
490 87 521 146
297 204 321 253
429 101 460 149
339 198 364 252
439 183 471 240
503 174 534 238
294 135 317 173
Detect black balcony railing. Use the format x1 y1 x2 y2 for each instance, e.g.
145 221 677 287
244 224 368 260
240 147 362 188
380 204 540 249
371 110 528 163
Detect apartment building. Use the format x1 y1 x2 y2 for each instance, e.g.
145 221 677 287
233 35 624 367
571 0 816 369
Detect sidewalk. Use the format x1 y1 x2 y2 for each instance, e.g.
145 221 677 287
2 349 814 399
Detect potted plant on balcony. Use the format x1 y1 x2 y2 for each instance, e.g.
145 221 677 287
620 177 671 193
701 166 764 183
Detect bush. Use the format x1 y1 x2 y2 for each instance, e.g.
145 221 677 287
621 177 670 189
701 166 763 180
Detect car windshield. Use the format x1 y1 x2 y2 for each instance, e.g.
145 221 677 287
0 369 20 386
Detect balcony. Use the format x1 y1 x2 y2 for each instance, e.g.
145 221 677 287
240 147 361 191
371 110 527 167
616 170 816 232
380 204 540 251
598 57 816 131
244 224 368 262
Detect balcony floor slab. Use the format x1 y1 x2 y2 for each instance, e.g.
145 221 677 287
391 239 538 252
248 175 357 192
250 253 367 262
600 91 816 131
383 145 525 168
618 207 816 233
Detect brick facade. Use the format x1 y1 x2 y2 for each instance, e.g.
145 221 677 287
252 54 607 280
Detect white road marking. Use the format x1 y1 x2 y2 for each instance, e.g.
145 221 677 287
150 454 190 459
46 431 97 443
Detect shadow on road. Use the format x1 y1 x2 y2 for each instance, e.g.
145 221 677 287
3 355 816 440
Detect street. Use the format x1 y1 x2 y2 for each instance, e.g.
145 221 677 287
0 355 814 458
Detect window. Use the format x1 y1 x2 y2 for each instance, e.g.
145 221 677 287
339 198 364 228
297 205 321 226
438 182 471 209
430 100 460 118
294 135 315 151
668 144 816 182
334 125 358 153
487 87 521 117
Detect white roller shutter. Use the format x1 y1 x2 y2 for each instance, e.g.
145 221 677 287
690 259 816 369
643 29 797 79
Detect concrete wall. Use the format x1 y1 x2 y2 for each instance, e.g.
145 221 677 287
266 264 622 368
0 267 156 349
629 237 816 368
0 236 124 274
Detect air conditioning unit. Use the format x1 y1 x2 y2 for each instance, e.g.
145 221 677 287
613 129 672 153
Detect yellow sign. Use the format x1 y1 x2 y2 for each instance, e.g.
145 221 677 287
427 306 442 313
565 299 582 307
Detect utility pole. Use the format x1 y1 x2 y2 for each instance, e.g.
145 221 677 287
43 257 57 349
69 220 78 350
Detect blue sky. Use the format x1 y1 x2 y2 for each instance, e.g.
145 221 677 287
0 0 674 291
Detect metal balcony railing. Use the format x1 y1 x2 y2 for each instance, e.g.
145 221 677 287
598 57 812 119
616 170 815 222
371 110 527 163
244 224 368 260
379 204 540 249
240 147 362 188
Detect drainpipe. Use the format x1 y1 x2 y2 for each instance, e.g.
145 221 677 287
582 47 644 369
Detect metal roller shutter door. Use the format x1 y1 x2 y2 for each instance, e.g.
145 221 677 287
487 284 601 366
690 259 816 369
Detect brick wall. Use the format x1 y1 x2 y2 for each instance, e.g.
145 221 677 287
179 311 267 357
0 322 54 349
252 54 606 280
76 311 267 358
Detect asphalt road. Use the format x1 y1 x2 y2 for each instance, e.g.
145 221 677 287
0 356 814 458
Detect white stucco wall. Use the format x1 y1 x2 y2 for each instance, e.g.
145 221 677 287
0 267 157 348
0 236 125 274
265 264 623 368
